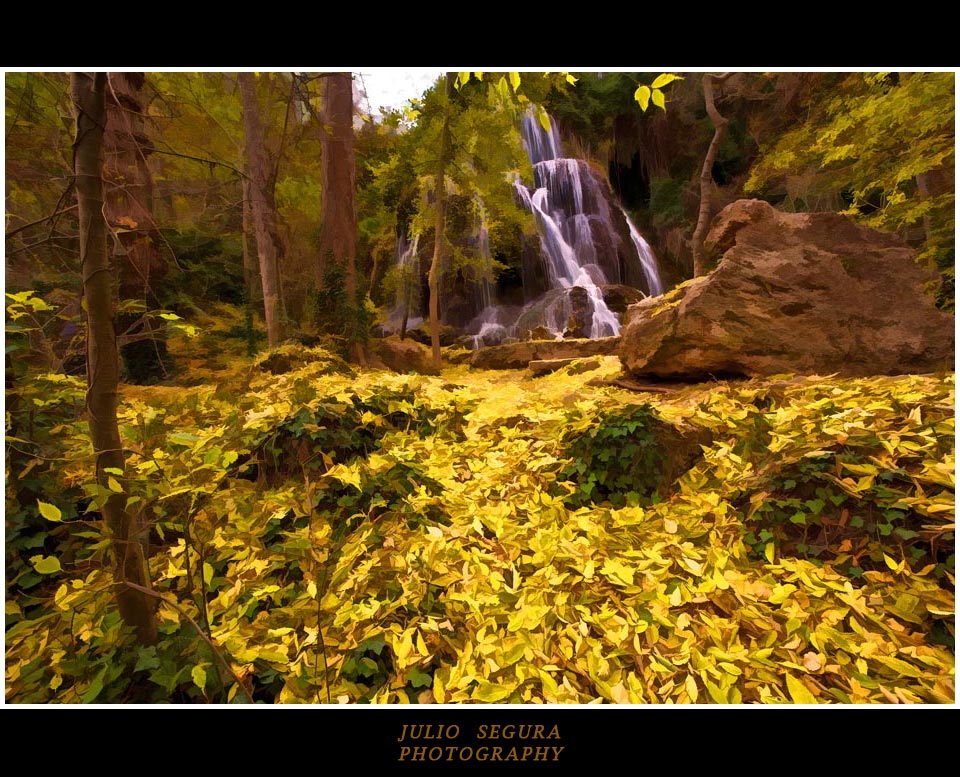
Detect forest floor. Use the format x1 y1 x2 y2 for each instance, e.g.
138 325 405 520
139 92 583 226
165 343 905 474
5 324 955 704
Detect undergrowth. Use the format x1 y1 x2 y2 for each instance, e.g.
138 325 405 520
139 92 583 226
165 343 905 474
5 349 955 704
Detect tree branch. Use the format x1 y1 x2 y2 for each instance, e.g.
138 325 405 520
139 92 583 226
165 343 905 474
691 73 734 277
123 580 254 702
5 197 77 239
149 145 246 178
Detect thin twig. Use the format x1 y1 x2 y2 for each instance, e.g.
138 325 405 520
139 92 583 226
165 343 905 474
5 199 77 239
123 580 254 703
149 145 246 177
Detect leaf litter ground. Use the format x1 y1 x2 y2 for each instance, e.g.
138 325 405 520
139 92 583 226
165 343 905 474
5 349 955 704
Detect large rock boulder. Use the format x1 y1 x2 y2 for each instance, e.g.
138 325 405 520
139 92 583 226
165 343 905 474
370 336 440 375
620 200 954 380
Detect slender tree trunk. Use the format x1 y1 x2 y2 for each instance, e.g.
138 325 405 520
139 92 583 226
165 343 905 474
691 73 732 277
427 74 455 370
239 72 283 347
72 72 157 645
240 175 261 307
318 72 365 364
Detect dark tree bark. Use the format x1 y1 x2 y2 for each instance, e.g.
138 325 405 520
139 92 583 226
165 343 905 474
427 74 456 370
691 73 732 277
318 72 365 363
240 175 262 306
103 72 169 383
239 72 283 348
72 72 157 645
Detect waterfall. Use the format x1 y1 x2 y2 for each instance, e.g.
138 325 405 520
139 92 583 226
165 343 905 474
465 107 663 346
381 232 423 335
627 219 665 298
474 205 495 312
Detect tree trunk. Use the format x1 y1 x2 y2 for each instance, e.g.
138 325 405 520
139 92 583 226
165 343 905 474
240 175 262 307
427 74 455 370
239 72 283 348
72 72 157 645
691 73 731 277
318 72 365 364
103 72 169 383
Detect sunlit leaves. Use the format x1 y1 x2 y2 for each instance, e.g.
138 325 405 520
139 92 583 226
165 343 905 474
785 673 818 704
191 665 207 691
30 555 62 574
651 73 683 90
37 500 62 522
4 346 954 704
745 72 954 278
634 74 683 112
634 85 651 111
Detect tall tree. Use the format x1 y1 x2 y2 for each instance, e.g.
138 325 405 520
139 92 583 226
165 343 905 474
239 72 284 347
103 72 169 382
71 72 157 645
691 72 732 277
316 72 366 363
426 73 455 370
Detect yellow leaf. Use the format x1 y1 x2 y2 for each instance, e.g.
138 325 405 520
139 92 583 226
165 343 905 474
764 542 775 564
663 518 678 534
38 501 62 522
609 681 630 704
509 71 521 92
31 555 62 574
883 553 902 572
634 85 651 111
107 476 124 493
785 674 818 704
191 665 207 691
651 73 683 89
395 629 414 662
433 672 446 703
685 674 699 703
600 558 635 587
415 631 429 657
652 88 666 110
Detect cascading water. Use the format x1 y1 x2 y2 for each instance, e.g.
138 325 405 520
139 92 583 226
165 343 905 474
465 108 664 346
381 232 423 335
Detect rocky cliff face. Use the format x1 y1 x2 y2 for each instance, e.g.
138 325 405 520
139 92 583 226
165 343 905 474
620 200 955 380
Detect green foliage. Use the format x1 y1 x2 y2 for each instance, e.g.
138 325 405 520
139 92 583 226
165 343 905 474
399 74 537 297
745 72 954 303
557 404 678 508
5 290 85 377
311 262 375 354
648 177 689 230
160 228 246 307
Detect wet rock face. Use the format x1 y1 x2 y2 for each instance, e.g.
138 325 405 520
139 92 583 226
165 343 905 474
565 286 592 339
620 200 955 381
